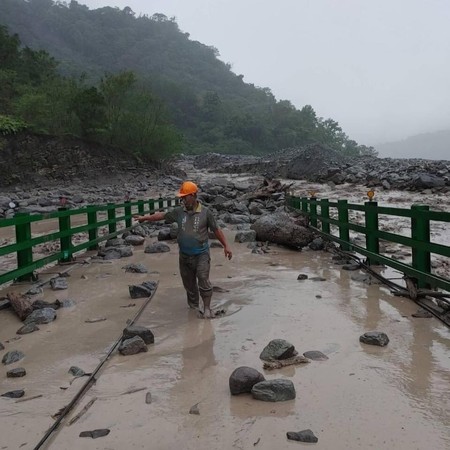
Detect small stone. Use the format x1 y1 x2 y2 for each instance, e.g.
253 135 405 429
7 367 27 378
26 286 43 296
189 403 200 415
342 263 360 271
0 299 11 310
144 242 170 253
412 309 433 318
50 277 68 290
1 389 25 398
287 429 318 443
69 366 85 377
79 429 110 439
145 392 152 404
359 331 389 347
297 274 308 280
0 342 4 351
303 351 329 361
122 263 148 273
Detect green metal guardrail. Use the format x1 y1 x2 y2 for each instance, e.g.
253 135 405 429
287 196 450 293
0 197 178 286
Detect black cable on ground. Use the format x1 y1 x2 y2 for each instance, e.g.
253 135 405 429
327 244 450 327
32 282 158 450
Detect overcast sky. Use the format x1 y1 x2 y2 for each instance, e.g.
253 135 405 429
81 0 450 148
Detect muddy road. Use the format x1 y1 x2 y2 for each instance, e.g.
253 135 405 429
1 229 450 449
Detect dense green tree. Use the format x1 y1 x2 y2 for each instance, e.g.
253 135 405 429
0 0 375 158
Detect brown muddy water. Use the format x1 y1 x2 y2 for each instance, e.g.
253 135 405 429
1 230 450 450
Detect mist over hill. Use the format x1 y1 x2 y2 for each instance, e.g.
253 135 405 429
375 129 450 160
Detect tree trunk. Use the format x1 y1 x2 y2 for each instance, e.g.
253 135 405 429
7 292 34 321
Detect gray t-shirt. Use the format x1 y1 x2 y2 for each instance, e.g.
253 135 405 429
164 203 218 255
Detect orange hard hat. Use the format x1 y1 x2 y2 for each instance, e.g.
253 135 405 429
177 181 198 197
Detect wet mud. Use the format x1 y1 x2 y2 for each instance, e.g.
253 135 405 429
1 230 450 449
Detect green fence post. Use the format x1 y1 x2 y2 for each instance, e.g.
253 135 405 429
411 205 431 288
167 199 172 208
310 196 318 228
15 213 34 281
138 200 144 215
321 199 330 234
58 207 72 262
148 198 154 213
87 206 98 251
301 197 308 215
365 201 379 265
107 203 116 234
124 201 132 228
337 200 350 251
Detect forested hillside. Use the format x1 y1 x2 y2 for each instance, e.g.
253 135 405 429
0 0 376 158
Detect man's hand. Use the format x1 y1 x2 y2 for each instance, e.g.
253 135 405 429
133 215 146 223
223 246 232 260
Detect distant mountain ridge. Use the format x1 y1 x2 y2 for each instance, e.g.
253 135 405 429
375 129 450 160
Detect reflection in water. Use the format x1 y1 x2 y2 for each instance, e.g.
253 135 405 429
180 317 217 377
347 270 450 441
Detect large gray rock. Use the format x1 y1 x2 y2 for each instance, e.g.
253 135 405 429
287 429 318 443
7 368 26 378
119 336 148 355
17 323 40 335
105 238 126 247
2 350 25 365
251 211 314 248
50 277 68 290
24 308 56 325
359 331 389 346
122 263 148 273
122 325 154 344
251 379 296 402
129 281 157 299
145 242 170 253
260 339 296 361
229 366 265 395
413 174 446 189
124 235 145 246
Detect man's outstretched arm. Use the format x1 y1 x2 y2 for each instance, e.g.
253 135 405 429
134 211 166 223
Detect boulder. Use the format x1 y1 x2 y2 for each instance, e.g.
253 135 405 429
251 211 314 248
260 339 296 361
229 366 265 395
251 379 296 402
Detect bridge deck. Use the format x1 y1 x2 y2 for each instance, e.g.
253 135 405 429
1 232 450 449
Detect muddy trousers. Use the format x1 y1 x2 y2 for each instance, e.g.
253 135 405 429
179 251 212 308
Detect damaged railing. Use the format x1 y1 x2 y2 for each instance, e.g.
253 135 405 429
287 196 450 293
0 197 178 286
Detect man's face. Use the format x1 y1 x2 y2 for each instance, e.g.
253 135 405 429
182 194 196 210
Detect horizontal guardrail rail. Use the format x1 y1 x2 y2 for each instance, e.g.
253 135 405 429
0 197 178 286
287 196 450 293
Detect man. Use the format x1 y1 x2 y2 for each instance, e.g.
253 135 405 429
134 181 232 318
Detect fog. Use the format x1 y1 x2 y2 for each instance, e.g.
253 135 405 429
82 0 450 154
